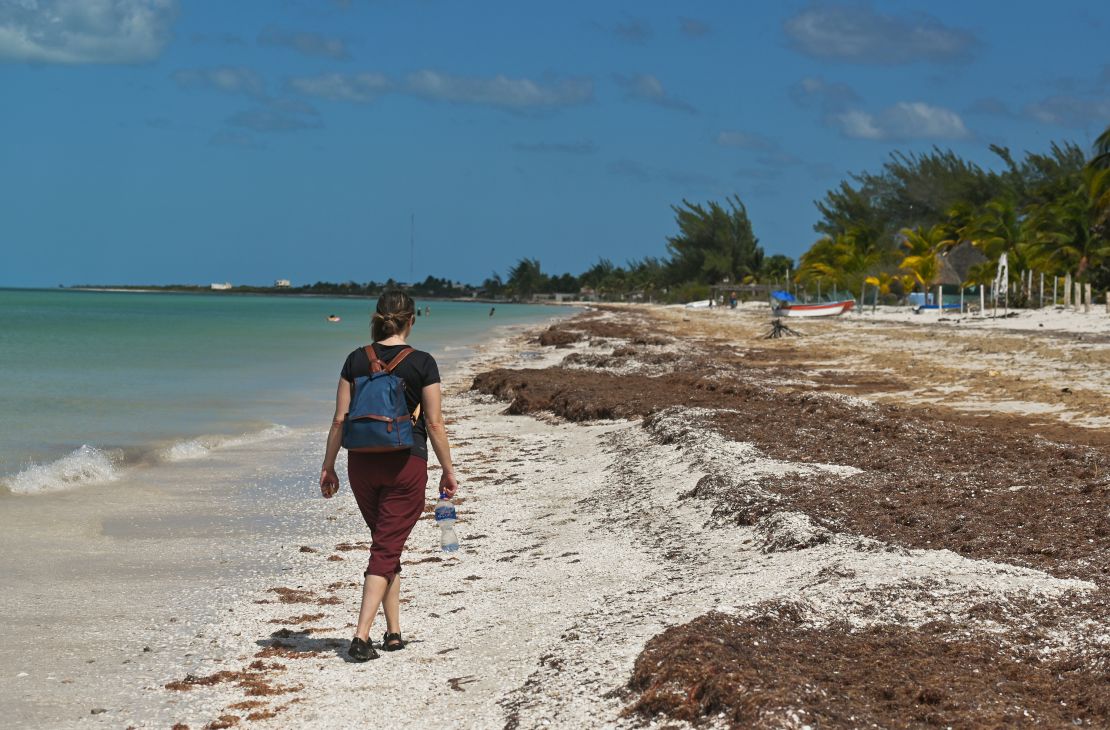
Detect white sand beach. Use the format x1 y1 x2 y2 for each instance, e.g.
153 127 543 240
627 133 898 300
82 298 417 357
23 304 1104 729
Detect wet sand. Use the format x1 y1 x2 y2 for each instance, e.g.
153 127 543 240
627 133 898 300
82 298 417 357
16 303 1109 728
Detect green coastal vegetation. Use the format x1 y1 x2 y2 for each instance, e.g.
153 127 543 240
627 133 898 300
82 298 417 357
796 124 1110 305
484 123 1109 304
81 125 1109 305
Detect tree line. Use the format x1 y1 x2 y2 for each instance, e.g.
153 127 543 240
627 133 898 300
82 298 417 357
484 123 1108 305
797 125 1110 303
483 197 790 303
193 122 1109 305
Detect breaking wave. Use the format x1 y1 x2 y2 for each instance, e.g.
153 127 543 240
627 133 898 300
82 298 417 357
3 445 122 495
161 424 292 462
2 424 293 495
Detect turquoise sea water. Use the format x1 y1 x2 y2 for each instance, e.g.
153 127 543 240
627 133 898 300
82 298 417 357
0 289 559 494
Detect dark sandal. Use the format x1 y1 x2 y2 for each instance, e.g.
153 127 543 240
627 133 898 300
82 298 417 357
348 636 379 662
382 632 405 651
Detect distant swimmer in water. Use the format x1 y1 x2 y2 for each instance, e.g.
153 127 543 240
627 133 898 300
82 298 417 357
327 315 341 323
489 307 495 317
424 305 430 317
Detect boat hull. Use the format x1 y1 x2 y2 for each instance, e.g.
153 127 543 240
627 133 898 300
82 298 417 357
773 300 854 318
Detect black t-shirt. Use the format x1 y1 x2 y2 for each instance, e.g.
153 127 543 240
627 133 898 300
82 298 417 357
341 343 441 460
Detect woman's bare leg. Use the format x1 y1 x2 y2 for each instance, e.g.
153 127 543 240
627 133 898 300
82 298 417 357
382 575 401 634
354 575 389 640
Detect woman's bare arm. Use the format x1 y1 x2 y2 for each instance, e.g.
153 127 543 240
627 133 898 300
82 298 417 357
422 383 458 498
320 378 351 498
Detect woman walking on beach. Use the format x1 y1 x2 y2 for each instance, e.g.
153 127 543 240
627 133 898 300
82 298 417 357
318 290 458 662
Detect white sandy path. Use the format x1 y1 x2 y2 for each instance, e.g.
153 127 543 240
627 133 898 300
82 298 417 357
134 329 1095 730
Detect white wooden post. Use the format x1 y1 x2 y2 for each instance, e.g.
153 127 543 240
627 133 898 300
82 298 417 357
1039 272 1044 308
1074 282 1082 312
873 283 879 313
1053 276 1058 306
960 285 965 314
936 284 943 312
979 284 985 316
1085 283 1092 314
1065 273 1072 307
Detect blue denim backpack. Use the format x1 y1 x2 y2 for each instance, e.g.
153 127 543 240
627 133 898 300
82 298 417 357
342 346 420 453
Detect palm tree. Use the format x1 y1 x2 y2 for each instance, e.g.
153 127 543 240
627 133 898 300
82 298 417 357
506 258 546 300
898 224 955 295
1092 123 1110 170
796 231 882 297
1027 166 1110 283
962 197 1032 282
1088 130 1110 237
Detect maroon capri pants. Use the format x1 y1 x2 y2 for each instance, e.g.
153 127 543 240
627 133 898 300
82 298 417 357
347 452 428 581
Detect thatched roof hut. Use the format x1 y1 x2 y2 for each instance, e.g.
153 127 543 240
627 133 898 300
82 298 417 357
934 241 987 286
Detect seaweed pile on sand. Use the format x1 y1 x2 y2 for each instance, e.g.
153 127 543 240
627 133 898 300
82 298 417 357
474 306 1110 728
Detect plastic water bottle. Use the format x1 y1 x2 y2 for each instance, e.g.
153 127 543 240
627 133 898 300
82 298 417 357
434 492 459 553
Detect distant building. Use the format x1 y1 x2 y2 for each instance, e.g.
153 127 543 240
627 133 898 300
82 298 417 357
274 279 291 288
211 282 232 290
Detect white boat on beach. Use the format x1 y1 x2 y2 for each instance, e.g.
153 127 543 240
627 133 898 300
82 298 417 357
772 299 855 317
684 299 712 309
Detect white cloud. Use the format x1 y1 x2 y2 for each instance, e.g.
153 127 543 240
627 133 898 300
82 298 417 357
258 28 348 60
172 67 267 98
228 106 322 133
832 102 970 140
287 72 389 103
615 73 695 113
286 69 593 112
1026 95 1110 129
790 76 860 112
833 109 885 140
784 4 974 64
0 0 177 64
405 70 593 110
226 98 322 133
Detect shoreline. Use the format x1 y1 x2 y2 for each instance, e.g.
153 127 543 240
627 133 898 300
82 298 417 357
10 304 1108 728
0 312 574 730
56 287 581 306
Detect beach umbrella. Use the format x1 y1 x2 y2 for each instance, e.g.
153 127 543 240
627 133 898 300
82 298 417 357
771 289 796 302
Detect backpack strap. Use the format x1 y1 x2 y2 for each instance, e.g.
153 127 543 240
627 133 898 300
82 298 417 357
365 344 389 374
385 347 424 423
384 347 415 372
363 346 423 422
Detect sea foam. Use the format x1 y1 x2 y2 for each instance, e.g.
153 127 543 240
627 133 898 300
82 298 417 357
3 445 121 495
162 424 292 462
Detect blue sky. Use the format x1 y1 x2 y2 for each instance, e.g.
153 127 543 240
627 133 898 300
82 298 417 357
2 0 1109 287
